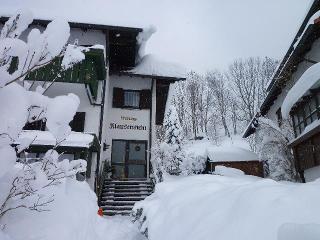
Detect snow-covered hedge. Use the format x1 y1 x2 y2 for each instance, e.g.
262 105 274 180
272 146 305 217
133 175 320 240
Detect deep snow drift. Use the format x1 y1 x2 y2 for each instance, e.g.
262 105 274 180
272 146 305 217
133 174 320 240
0 177 146 240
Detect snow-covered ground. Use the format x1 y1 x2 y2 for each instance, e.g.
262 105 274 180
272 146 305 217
133 174 320 240
0 176 146 240
98 216 146 240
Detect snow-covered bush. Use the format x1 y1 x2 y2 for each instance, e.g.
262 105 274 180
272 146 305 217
256 117 298 181
0 10 86 223
180 152 206 175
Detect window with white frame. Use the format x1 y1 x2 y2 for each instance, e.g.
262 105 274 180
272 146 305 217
123 90 140 108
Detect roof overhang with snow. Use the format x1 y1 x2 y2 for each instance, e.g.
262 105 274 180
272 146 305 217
207 146 259 163
243 0 320 138
117 71 185 82
0 17 143 33
120 54 187 82
14 130 100 152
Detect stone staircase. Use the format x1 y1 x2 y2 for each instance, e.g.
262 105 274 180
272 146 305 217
100 179 153 216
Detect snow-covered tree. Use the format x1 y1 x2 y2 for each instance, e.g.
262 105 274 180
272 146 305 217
162 105 184 174
0 10 87 220
256 117 299 182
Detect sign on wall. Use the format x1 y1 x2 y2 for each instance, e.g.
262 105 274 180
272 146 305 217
109 116 147 131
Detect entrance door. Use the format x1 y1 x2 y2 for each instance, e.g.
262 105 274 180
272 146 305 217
111 140 147 179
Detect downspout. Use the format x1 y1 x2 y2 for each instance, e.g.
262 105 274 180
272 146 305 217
94 30 109 192
94 75 107 192
148 78 155 179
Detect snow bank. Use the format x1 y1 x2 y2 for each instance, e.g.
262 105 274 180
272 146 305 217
214 165 245 177
305 165 320 182
133 175 320 240
1 178 102 240
278 223 320 240
282 62 320 118
128 54 186 79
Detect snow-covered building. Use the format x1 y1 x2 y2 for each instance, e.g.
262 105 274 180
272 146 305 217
243 0 320 182
0 17 186 194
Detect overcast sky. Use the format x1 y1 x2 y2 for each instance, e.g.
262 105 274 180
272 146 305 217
0 0 313 72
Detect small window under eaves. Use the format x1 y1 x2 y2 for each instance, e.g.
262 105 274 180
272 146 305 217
109 30 138 73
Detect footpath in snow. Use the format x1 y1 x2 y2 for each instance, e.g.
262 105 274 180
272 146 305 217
97 216 146 240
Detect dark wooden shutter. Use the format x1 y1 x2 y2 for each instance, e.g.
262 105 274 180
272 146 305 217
70 112 86 132
139 89 152 109
113 87 124 108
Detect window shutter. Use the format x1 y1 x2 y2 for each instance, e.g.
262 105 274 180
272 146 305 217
70 112 86 132
140 89 152 109
113 87 124 108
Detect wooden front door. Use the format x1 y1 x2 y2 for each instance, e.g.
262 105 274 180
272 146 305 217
111 140 147 179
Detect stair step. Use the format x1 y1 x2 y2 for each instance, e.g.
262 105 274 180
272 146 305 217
101 205 133 211
101 196 147 201
102 192 149 196
103 210 132 216
104 184 152 188
105 179 151 184
103 188 152 193
101 200 137 206
104 185 151 188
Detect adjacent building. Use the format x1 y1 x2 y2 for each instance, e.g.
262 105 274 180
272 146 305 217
243 0 320 182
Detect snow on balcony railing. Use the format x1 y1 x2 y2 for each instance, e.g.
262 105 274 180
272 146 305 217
15 130 94 148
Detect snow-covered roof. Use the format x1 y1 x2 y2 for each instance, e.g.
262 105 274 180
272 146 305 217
207 146 258 163
281 62 320 117
127 54 186 80
0 2 146 30
184 138 259 163
15 130 95 148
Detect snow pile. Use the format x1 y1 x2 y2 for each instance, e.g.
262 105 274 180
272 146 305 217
128 54 186 79
133 175 320 240
214 165 245 177
61 44 86 70
282 62 320 118
0 12 95 239
1 177 101 240
16 130 94 148
136 25 157 63
278 223 320 240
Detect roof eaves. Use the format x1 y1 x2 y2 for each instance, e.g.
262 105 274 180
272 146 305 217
0 17 143 33
117 71 186 82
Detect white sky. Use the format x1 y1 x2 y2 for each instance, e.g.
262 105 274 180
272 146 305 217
0 0 313 72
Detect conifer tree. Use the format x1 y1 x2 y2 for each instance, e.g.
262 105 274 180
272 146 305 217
162 105 184 174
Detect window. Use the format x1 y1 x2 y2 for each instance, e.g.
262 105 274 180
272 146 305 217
124 91 140 108
112 88 151 109
23 119 46 131
69 112 86 132
291 93 320 136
